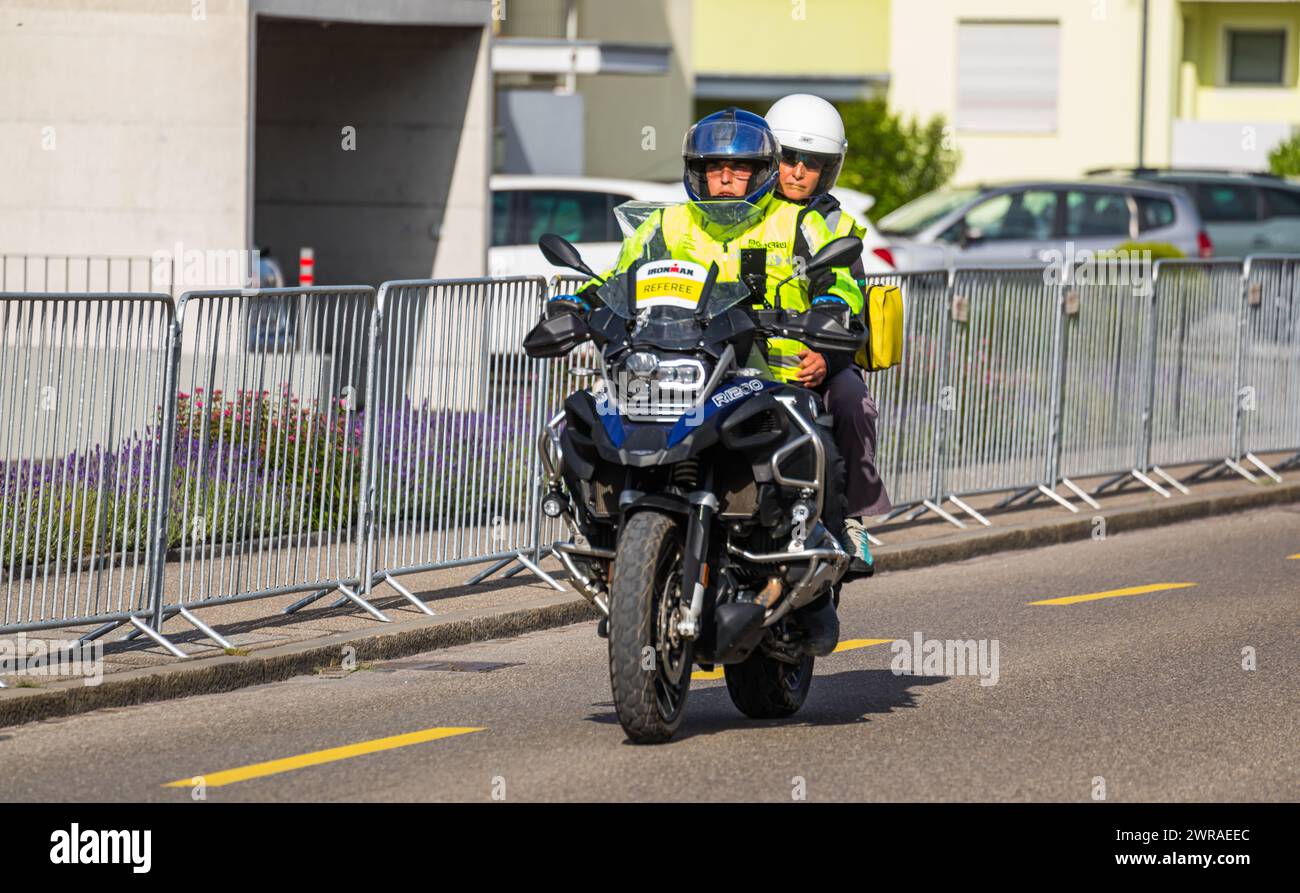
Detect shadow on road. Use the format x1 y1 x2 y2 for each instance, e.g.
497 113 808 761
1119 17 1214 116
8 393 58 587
585 668 950 744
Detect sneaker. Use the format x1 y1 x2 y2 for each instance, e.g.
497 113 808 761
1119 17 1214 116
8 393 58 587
842 517 875 578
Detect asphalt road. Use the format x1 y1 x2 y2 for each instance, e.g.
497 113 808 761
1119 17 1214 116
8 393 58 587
2 506 1297 802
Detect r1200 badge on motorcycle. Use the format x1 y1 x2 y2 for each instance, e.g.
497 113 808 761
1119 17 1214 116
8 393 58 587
525 200 868 743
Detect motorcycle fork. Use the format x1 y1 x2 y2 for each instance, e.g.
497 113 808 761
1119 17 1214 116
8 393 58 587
677 467 716 640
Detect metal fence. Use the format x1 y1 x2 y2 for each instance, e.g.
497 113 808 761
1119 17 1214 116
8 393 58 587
160 286 376 635
863 271 956 524
2 256 1298 650
1236 256 1300 476
1054 264 1152 497
1146 260 1244 476
1 255 171 295
352 276 561 612
0 293 175 646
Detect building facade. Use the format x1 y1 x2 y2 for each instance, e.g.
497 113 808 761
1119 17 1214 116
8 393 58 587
0 0 493 286
888 0 1300 184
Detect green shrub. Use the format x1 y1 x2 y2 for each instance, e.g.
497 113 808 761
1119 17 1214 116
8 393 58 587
1268 131 1300 177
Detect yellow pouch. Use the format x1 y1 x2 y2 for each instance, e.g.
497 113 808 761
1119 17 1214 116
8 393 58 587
854 283 903 371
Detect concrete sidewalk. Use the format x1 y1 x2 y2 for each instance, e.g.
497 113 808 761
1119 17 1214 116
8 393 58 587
1 452 1297 728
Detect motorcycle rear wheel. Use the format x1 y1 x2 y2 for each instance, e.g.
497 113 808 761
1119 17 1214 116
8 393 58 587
724 649 814 719
607 510 693 744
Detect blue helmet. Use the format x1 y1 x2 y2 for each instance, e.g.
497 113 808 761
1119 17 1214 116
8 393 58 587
681 108 780 205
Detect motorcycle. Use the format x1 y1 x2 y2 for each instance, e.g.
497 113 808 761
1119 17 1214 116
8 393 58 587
524 200 867 743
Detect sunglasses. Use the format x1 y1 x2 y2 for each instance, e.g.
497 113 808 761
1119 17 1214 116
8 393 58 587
780 148 830 171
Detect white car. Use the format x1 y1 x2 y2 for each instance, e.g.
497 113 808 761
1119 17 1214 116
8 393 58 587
828 187 897 275
489 176 896 278
489 175 685 279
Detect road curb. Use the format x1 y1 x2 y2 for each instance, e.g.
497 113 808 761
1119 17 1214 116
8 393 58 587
0 593 599 730
874 479 1300 571
1 479 1295 729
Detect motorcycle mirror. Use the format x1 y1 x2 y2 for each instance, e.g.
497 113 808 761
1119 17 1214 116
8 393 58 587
539 233 600 280
805 236 864 277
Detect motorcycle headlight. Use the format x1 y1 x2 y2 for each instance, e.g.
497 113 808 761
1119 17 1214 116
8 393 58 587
653 358 705 390
613 353 709 422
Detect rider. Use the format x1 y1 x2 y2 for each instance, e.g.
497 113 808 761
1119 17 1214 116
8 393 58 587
766 94 892 573
547 108 861 652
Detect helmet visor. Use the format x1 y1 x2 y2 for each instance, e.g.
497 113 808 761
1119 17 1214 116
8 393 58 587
683 117 780 160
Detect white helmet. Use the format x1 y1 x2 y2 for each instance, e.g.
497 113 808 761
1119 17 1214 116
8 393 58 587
765 93 848 196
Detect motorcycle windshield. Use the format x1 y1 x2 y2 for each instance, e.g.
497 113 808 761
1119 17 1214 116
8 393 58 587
596 200 756 347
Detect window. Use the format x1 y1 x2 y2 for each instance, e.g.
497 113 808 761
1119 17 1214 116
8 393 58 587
1227 29 1286 86
1065 191 1132 238
1263 187 1300 219
879 188 981 236
487 190 617 248
1195 183 1260 222
491 190 514 247
1136 196 1176 233
963 190 1058 241
604 193 635 240
520 190 613 246
956 22 1060 132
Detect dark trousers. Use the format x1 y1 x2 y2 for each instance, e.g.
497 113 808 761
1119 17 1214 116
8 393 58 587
817 367 892 519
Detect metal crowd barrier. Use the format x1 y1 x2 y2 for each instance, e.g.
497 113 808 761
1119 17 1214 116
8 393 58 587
1 254 171 295
1054 262 1154 499
0 293 176 649
3 255 1299 649
1236 256 1300 476
342 275 563 614
1145 260 1245 486
154 286 377 641
937 267 1061 524
863 271 954 524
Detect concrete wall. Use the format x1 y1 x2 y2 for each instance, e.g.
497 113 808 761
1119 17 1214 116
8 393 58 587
0 0 250 271
254 18 489 285
573 0 692 181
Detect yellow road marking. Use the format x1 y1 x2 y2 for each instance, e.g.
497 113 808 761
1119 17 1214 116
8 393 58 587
692 637 896 677
163 726 484 788
833 638 898 653
1028 583 1196 606
1288 553 1300 560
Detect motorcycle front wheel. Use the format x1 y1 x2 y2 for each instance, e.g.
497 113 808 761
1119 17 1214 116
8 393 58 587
607 510 693 744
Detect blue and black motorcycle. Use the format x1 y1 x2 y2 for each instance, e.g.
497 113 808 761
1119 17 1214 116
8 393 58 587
525 200 867 743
